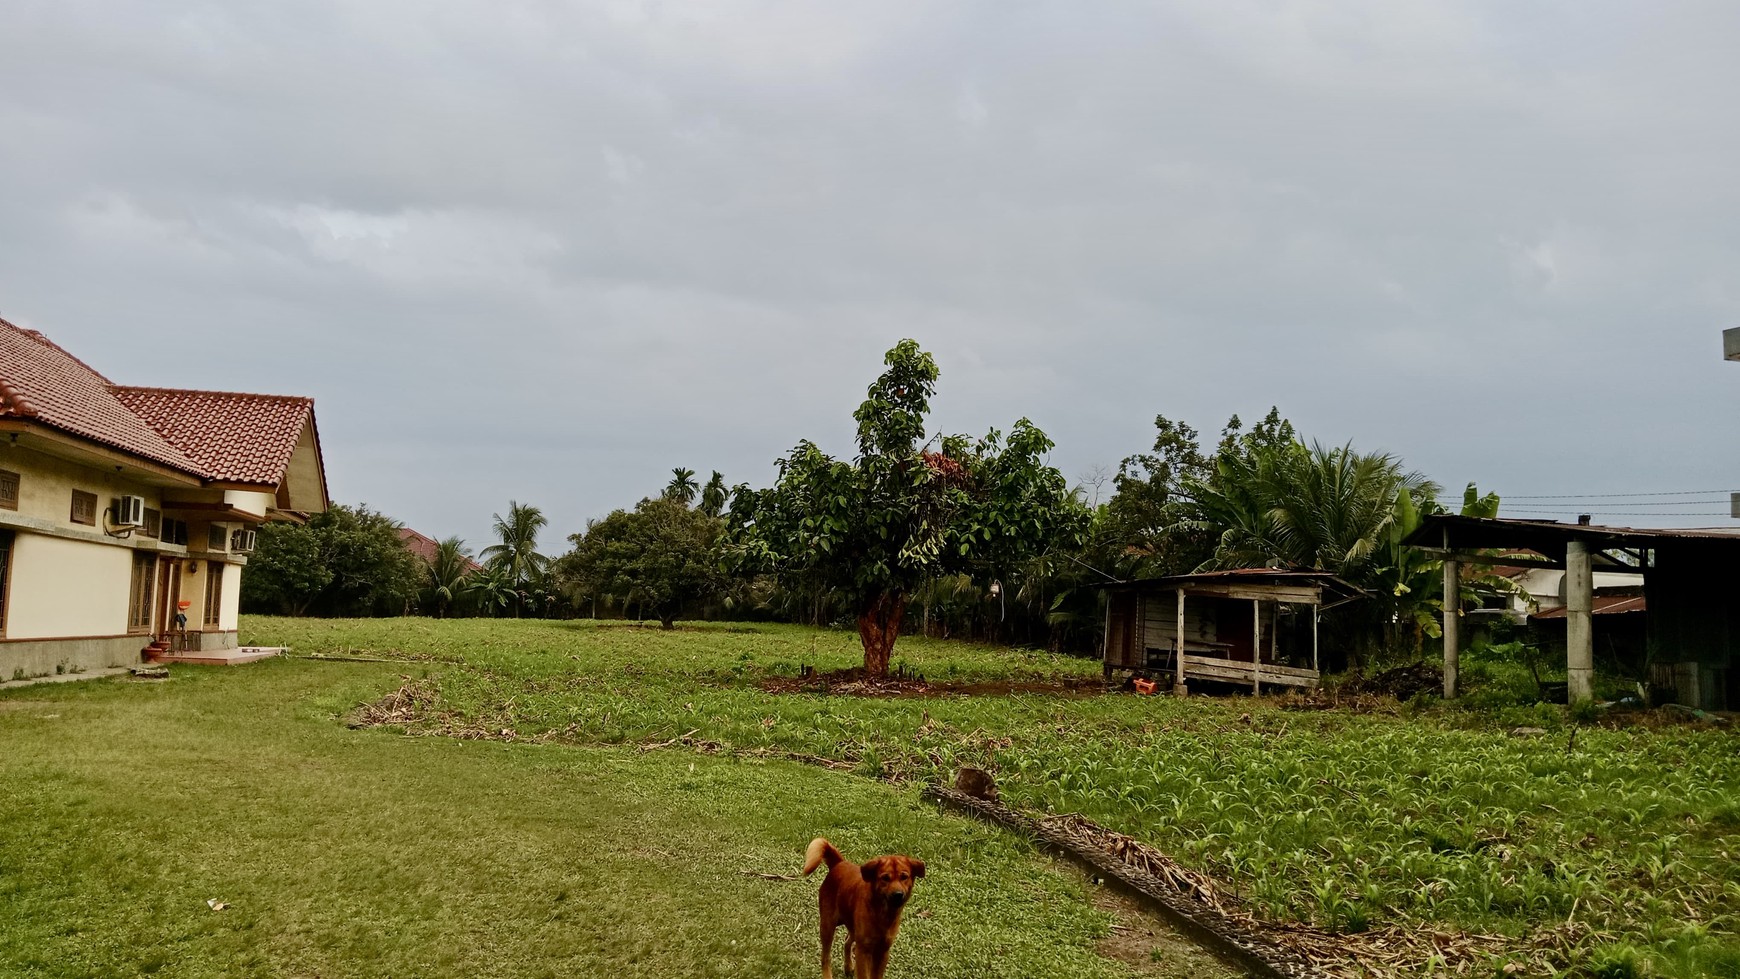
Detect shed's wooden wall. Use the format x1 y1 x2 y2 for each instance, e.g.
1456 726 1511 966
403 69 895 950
1104 588 1218 669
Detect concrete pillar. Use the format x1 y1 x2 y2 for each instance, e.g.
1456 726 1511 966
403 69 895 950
1442 557 1460 698
1566 541 1595 704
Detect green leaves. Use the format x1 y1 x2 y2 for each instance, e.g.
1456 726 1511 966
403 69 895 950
724 341 1085 669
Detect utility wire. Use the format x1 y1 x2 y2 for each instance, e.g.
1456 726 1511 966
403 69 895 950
1503 489 1731 499
1501 510 1731 518
1501 500 1728 508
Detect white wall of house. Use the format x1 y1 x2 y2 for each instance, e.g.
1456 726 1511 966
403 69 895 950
223 490 276 519
218 561 241 632
6 533 132 639
1508 568 1644 615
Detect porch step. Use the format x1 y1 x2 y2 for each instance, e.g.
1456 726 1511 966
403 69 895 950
147 647 283 667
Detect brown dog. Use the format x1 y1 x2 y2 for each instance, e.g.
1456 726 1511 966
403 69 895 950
803 838 925 979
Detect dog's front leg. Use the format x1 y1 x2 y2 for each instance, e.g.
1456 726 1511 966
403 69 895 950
859 945 890 979
843 935 856 978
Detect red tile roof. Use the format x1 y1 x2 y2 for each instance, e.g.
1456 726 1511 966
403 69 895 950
399 527 441 564
1 315 315 486
0 320 202 473
399 528 483 571
113 386 313 485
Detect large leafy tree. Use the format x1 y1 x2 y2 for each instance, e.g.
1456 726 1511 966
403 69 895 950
480 500 549 617
558 497 722 629
239 522 331 616
241 504 420 616
727 340 1088 675
1103 407 1297 579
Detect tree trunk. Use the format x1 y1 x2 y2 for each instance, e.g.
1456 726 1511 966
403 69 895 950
660 613 676 630
856 590 906 676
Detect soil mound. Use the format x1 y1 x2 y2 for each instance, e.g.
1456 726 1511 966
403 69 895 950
759 666 1104 698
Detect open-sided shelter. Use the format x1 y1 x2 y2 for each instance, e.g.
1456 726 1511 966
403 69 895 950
1101 570 1363 694
1406 515 1740 709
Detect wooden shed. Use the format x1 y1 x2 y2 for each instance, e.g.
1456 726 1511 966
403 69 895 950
1101 570 1363 693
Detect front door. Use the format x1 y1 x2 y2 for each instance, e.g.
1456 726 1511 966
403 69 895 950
155 557 182 645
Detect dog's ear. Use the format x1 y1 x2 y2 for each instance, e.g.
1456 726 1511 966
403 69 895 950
909 859 925 880
859 858 882 883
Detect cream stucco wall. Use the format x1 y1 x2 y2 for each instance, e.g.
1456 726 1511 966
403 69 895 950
219 561 241 632
223 490 276 520
2 445 165 529
6 533 133 639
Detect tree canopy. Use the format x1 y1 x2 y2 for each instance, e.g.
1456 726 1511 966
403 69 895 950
726 340 1088 674
558 496 723 629
241 504 421 616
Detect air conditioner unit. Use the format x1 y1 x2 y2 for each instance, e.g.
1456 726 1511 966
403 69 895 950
112 495 146 528
230 528 258 553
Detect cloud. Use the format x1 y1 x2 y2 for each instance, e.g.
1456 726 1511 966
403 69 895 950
3 0 1738 544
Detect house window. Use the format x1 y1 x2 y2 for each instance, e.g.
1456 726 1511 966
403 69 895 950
143 508 162 538
160 518 188 546
127 553 156 633
208 524 228 551
71 490 98 526
204 563 224 627
0 470 18 511
0 530 13 635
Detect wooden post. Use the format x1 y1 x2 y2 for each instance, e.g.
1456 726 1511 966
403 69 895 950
1101 591 1114 681
1442 557 1460 699
1566 541 1594 704
1271 602 1279 663
1311 604 1320 676
1251 599 1262 695
1174 588 1186 695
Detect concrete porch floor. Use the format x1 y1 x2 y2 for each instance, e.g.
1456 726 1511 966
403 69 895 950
147 647 284 666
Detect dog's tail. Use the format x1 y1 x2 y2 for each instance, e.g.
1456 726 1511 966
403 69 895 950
803 838 843 876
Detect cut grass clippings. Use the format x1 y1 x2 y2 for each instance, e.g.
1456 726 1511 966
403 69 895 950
244 616 1740 979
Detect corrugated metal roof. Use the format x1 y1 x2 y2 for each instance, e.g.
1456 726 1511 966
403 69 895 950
1533 595 1648 619
1405 514 1740 552
1104 568 1365 599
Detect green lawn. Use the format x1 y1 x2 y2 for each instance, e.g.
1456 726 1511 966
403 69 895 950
0 631 1234 979
234 617 1740 979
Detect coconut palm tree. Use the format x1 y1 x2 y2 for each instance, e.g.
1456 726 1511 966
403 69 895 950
480 500 549 617
664 467 699 505
1182 441 1432 578
424 536 475 618
467 565 516 617
698 470 729 517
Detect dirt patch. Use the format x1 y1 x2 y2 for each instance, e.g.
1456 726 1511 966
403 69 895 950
759 666 1105 698
1079 864 1244 977
591 623 763 634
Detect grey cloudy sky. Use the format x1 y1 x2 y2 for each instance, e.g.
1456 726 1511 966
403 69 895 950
4 1 1738 546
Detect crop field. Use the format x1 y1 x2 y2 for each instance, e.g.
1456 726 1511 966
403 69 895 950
241 616 1740 978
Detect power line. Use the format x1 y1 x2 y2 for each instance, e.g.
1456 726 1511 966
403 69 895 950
1502 499 1728 508
1503 489 1731 499
1503 514 1733 521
